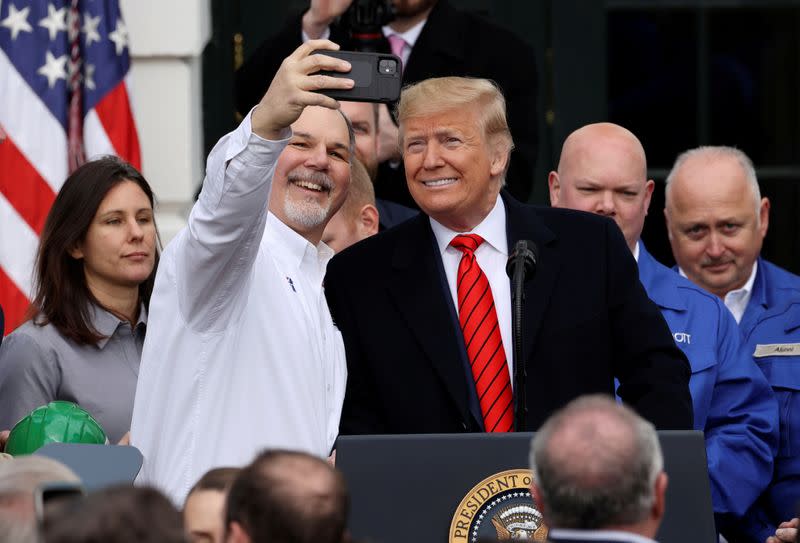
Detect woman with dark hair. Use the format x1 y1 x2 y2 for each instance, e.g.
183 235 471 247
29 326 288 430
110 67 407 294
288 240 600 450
0 156 160 443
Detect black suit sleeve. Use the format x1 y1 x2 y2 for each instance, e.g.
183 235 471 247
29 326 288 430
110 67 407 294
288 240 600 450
325 257 388 435
604 221 694 429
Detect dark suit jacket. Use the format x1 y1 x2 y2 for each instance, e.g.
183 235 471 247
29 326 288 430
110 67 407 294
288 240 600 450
325 193 693 433
234 0 539 203
376 198 418 230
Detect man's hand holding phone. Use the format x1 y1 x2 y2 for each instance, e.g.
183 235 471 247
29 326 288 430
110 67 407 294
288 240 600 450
252 39 354 140
310 50 402 103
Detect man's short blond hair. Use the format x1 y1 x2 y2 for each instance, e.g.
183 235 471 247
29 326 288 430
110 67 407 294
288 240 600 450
396 76 515 153
341 158 375 217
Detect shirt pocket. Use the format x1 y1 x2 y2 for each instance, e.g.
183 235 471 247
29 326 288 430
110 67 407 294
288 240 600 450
754 356 800 458
685 350 717 430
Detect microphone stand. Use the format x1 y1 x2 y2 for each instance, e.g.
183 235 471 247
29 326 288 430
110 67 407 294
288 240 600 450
511 257 527 431
507 240 537 432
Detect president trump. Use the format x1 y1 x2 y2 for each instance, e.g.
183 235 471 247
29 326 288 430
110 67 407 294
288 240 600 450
324 77 692 434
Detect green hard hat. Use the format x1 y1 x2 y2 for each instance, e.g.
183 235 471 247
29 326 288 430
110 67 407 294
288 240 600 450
5 401 107 456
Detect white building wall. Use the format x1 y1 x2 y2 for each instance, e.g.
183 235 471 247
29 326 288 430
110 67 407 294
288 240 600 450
121 0 211 243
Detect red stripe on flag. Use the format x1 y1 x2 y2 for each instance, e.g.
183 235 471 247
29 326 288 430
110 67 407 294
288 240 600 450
0 266 31 335
93 83 141 170
0 138 57 234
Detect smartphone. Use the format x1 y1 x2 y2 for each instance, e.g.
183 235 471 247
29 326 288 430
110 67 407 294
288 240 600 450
311 50 402 103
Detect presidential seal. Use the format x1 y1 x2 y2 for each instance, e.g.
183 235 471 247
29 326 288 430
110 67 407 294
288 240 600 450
449 469 548 542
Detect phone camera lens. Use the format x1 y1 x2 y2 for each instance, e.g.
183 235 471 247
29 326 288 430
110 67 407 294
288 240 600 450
379 59 397 75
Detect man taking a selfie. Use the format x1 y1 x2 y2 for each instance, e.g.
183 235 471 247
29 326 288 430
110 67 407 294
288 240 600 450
131 40 355 504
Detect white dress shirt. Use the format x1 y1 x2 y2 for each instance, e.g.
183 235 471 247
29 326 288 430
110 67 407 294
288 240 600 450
678 261 757 324
722 261 758 324
429 198 513 380
130 113 347 505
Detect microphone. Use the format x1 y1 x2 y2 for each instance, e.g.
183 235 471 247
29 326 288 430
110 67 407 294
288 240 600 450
505 240 538 282
506 240 538 432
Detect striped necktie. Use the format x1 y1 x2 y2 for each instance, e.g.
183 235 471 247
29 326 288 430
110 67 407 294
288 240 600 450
450 234 514 432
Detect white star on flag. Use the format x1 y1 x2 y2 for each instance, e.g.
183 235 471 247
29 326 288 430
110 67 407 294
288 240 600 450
82 13 101 46
108 18 128 55
37 50 68 88
38 3 67 41
84 62 96 90
1 4 33 40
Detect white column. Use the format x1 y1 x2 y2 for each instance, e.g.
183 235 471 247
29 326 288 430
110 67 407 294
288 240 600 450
121 0 211 243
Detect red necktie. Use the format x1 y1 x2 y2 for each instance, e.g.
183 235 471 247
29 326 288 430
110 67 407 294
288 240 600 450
450 234 514 432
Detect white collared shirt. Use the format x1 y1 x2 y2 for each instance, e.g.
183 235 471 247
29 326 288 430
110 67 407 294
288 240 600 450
130 113 347 505
723 261 758 324
429 198 513 380
678 261 758 324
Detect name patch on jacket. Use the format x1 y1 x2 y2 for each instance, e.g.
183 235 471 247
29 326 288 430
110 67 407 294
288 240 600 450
673 332 691 344
753 343 800 357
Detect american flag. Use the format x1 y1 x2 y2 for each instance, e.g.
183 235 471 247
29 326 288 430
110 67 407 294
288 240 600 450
0 0 140 335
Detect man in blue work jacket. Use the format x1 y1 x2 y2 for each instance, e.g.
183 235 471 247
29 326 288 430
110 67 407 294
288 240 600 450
549 123 778 538
665 146 800 542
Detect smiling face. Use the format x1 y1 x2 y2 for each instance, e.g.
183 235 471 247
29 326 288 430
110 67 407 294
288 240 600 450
268 106 352 244
665 152 769 298
549 123 653 252
401 105 508 231
69 180 157 297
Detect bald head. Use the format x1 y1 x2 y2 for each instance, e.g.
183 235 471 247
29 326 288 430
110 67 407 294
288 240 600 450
256 453 341 505
549 123 653 252
663 146 769 298
665 146 760 214
225 450 348 543
529 395 666 535
558 123 647 180
546 406 638 488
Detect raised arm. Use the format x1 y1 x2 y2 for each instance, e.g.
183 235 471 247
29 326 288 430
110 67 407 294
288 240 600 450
170 40 353 332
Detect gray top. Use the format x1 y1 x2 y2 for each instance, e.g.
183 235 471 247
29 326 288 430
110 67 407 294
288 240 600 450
0 304 146 442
